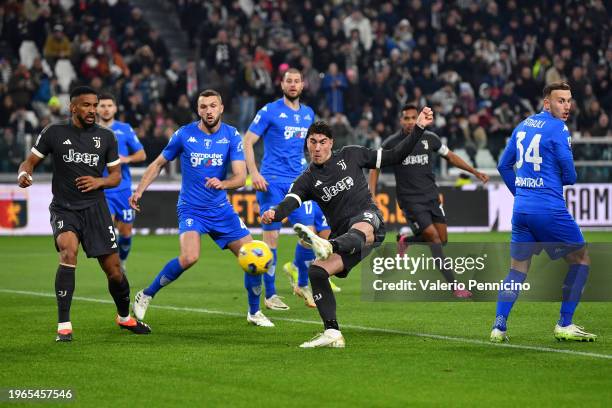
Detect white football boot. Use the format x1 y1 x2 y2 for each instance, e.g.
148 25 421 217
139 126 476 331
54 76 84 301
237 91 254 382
247 311 275 327
299 329 345 348
293 223 333 260
490 328 509 343
264 294 290 310
133 290 152 320
554 324 597 342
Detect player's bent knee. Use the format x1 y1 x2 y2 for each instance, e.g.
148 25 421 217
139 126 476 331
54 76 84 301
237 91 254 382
179 254 199 269
59 248 78 265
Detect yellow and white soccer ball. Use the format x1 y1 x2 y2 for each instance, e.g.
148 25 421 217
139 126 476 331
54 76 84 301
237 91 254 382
238 240 273 275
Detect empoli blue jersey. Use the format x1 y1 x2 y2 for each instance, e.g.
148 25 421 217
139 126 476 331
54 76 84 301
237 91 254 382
498 110 577 214
104 120 143 193
248 98 314 183
162 121 244 210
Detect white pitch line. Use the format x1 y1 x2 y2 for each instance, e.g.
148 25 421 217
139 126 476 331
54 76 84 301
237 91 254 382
1 288 610 360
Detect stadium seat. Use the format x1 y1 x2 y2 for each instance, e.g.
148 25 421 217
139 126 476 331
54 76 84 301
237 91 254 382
19 41 40 69
55 59 77 93
475 149 497 169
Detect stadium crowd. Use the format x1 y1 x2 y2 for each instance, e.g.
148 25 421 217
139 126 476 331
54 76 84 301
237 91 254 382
1 0 611 173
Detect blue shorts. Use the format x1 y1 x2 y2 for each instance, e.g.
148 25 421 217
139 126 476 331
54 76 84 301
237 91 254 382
105 189 135 224
312 201 330 232
257 182 314 231
178 203 250 249
511 211 585 260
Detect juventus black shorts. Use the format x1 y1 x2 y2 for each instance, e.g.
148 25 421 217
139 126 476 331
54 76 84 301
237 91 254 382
400 199 446 235
334 209 386 278
49 200 118 258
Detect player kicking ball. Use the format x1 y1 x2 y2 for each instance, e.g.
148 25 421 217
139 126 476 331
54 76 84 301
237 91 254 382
130 89 274 327
262 108 434 347
492 82 596 343
17 86 150 341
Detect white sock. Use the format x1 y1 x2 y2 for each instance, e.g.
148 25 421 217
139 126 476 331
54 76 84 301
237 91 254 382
117 315 131 323
58 321 72 331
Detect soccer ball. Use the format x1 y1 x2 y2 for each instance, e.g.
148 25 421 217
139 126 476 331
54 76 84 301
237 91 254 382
238 240 273 275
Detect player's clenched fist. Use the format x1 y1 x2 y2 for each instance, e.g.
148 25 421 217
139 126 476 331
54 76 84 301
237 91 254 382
261 209 276 224
17 172 33 188
416 107 434 128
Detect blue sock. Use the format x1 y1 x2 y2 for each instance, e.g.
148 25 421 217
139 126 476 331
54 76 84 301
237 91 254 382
559 264 589 327
244 273 263 314
264 248 277 298
118 235 132 261
144 258 185 297
295 243 314 287
494 268 527 331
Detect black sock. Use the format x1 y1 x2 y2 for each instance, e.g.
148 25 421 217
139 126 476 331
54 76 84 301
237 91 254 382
404 234 425 243
431 243 455 283
108 274 130 317
308 265 339 330
330 228 366 255
55 265 75 323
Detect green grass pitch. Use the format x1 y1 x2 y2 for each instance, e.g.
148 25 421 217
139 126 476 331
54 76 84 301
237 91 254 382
1 232 611 407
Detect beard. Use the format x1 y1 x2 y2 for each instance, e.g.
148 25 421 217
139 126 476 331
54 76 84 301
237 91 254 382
283 90 301 102
202 115 221 130
76 114 95 128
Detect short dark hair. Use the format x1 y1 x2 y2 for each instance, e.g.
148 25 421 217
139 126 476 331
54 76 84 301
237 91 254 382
401 104 418 114
307 121 333 139
282 67 303 81
543 82 571 98
98 92 116 103
198 89 222 103
70 86 98 101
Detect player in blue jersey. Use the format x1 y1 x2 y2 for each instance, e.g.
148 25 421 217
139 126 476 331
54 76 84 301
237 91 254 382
129 89 274 327
97 94 146 274
492 82 596 342
244 68 319 309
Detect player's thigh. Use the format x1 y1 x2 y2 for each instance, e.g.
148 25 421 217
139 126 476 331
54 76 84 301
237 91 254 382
401 202 435 236
433 223 448 243
97 252 122 279
510 212 538 261
227 234 253 257
530 212 585 261
56 231 80 265
262 229 279 248
421 224 442 243
312 254 345 276
80 201 119 259
50 204 81 264
179 231 201 266
116 220 133 237
348 210 385 245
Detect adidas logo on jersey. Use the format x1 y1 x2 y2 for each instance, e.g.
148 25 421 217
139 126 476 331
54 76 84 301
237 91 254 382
279 112 288 118
315 180 322 187
63 139 72 145
187 137 197 143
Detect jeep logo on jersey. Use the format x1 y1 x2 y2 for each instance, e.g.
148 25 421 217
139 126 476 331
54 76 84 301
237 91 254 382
321 176 354 202
93 136 101 148
284 126 308 140
337 160 347 170
62 149 100 166
402 154 429 166
190 152 223 167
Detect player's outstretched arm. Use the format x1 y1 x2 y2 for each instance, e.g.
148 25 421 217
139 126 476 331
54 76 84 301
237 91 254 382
380 107 433 166
17 153 43 188
262 194 301 224
243 130 268 192
130 154 168 211
445 151 489 183
368 169 380 201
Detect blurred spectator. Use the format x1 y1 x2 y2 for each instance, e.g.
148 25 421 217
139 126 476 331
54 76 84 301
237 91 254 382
321 63 347 114
43 24 72 64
